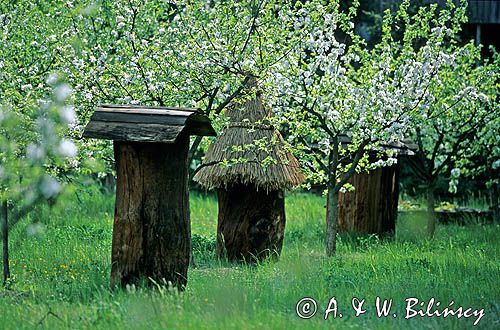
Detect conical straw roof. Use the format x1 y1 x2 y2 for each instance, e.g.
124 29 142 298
194 84 304 191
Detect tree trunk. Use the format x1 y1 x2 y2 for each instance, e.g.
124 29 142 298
326 184 338 257
1 200 9 285
111 136 190 289
426 187 437 237
338 165 399 235
216 184 286 262
103 172 116 193
491 185 499 223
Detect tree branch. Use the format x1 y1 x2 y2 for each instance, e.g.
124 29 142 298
335 139 370 191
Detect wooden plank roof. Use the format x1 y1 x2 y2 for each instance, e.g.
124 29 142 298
430 0 500 24
381 0 500 24
339 134 417 156
83 104 216 143
467 0 500 24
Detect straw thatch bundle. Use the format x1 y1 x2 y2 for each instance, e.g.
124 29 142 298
194 89 304 191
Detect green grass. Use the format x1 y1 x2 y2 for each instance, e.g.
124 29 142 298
1 187 499 329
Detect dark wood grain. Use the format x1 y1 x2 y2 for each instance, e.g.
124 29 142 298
110 137 191 289
83 105 216 142
338 164 399 235
92 111 189 125
84 121 184 143
216 184 286 262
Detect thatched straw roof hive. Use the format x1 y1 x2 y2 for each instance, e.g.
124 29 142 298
194 86 304 191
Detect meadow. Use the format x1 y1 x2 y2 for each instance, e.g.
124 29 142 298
0 187 498 329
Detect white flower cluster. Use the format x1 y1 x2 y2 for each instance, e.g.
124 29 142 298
264 0 479 185
1 70 80 205
25 76 78 164
370 157 398 170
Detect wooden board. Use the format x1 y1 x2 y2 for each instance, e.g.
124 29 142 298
83 105 216 143
338 164 399 235
111 138 191 289
84 121 184 143
216 184 286 262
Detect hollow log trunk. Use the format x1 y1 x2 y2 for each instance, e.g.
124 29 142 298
338 164 399 235
111 136 190 289
216 184 285 262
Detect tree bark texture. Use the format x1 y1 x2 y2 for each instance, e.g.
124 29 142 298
326 186 339 257
491 185 499 223
216 184 286 262
338 165 400 235
111 136 190 289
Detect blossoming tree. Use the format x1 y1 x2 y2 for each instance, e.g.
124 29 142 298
458 105 500 222
0 79 77 284
64 0 297 175
23 0 496 259
0 1 78 284
268 0 484 255
406 42 499 236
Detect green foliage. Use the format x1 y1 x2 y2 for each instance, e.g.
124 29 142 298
3 0 495 194
408 40 499 193
0 1 498 326
0 80 77 207
268 0 488 196
191 234 216 266
0 1 83 215
60 0 300 175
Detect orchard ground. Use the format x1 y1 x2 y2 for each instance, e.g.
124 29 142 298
0 187 498 330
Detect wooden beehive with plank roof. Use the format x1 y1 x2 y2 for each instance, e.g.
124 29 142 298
84 104 215 289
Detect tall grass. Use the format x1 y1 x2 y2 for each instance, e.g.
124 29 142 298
0 187 498 329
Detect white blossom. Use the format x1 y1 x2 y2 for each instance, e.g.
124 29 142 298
54 84 72 102
58 139 77 158
58 105 76 124
40 176 61 199
26 143 46 161
46 73 58 85
477 93 488 103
